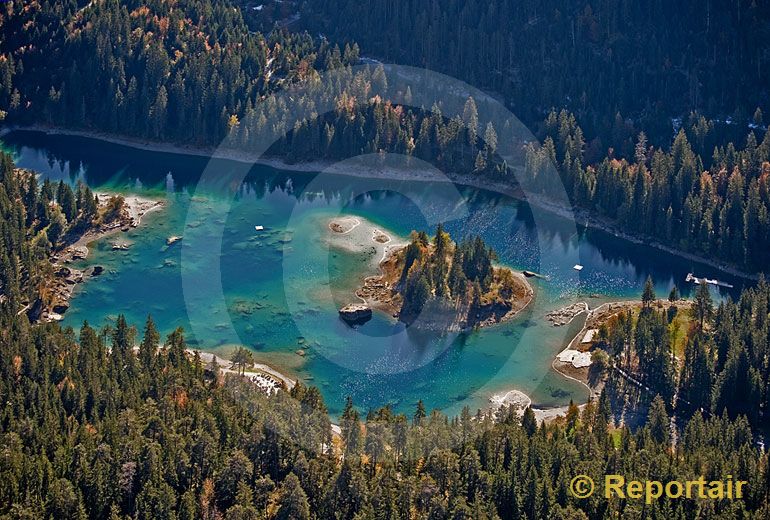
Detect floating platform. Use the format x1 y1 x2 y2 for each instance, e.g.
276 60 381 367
573 264 584 271
255 225 264 231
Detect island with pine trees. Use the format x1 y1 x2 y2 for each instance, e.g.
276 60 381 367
354 224 533 331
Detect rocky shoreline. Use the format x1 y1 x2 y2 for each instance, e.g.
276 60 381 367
36 193 163 323
545 302 589 326
327 216 534 331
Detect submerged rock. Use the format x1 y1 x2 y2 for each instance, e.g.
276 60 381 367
339 303 372 324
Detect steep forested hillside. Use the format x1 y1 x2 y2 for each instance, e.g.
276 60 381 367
2 1 769 275
528 110 770 272
301 0 770 144
0 0 360 143
0 90 769 519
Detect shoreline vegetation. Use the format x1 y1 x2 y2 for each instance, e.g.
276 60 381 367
1 125 761 283
328 216 534 331
1 129 748 424
14 154 563 421
13 158 166 323
40 192 163 322
0 132 711 425
489 296 699 425
0 127 721 421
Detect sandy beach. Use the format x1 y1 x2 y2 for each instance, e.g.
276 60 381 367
58 192 164 260
487 388 586 423
326 215 408 271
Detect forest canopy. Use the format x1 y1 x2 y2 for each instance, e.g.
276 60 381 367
1 1 770 518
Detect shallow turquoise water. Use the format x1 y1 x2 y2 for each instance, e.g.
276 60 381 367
1 130 746 417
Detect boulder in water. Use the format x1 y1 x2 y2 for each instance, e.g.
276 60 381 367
339 303 372 324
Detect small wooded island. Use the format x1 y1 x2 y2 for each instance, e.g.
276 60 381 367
353 224 533 331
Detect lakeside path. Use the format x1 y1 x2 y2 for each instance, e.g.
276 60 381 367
2 125 760 283
191 349 297 390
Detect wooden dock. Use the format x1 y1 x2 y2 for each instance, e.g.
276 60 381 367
685 272 734 289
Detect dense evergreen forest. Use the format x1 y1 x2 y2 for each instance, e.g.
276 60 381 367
3 312 770 519
597 278 770 433
0 155 768 518
301 0 770 144
0 0 362 143
2 1 770 272
0 151 104 315
396 227 525 328
528 109 770 271
2 1 770 519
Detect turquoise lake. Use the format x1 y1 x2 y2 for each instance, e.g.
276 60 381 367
0 130 747 418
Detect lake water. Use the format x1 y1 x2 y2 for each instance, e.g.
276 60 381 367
0 130 746 418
